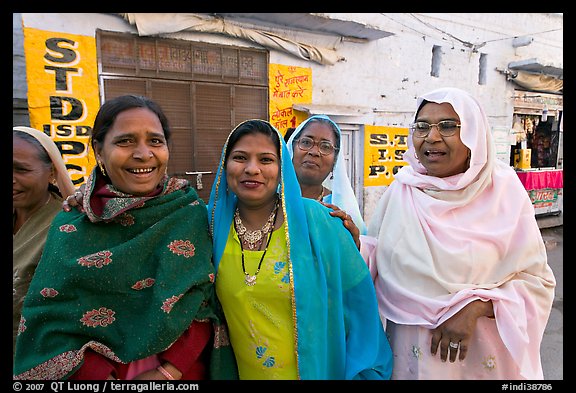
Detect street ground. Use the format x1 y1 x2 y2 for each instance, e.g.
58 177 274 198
540 225 563 380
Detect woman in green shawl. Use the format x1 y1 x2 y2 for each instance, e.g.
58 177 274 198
13 95 237 380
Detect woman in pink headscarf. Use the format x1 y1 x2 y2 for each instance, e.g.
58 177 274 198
366 87 556 379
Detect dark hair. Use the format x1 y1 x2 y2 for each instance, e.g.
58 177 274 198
90 95 171 151
414 99 430 120
225 120 281 163
284 127 296 143
13 130 61 196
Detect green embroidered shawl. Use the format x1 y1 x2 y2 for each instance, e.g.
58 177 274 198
13 173 237 380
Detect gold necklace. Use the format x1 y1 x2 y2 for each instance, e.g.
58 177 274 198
235 199 279 286
234 198 279 250
316 187 324 201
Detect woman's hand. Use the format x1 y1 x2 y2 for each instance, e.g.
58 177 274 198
322 202 361 250
430 299 494 362
131 363 182 380
63 184 85 212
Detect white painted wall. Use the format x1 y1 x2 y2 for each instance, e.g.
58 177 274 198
14 12 563 220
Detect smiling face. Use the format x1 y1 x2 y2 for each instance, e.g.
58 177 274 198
291 121 337 187
413 102 470 178
13 136 53 211
94 107 169 196
225 132 280 208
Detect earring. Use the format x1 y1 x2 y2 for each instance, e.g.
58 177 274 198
414 151 421 163
97 160 107 177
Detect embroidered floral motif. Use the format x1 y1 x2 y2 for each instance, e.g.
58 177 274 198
208 273 215 283
255 345 276 367
412 345 422 359
117 213 135 226
273 261 286 274
190 200 200 206
40 288 59 298
77 250 113 268
269 260 290 292
18 316 26 334
213 323 232 348
59 224 77 233
256 346 267 358
248 320 284 372
167 240 195 258
163 177 188 194
161 294 184 313
482 355 496 371
262 356 276 367
14 341 123 380
80 307 116 327
131 278 155 290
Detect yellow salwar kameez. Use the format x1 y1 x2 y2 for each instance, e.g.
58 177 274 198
216 222 297 380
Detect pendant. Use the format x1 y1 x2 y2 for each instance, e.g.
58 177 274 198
244 274 257 286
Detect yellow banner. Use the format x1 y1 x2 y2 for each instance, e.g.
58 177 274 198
23 27 100 186
364 125 409 186
269 64 311 136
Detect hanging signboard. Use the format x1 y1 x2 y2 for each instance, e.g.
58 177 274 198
23 27 100 186
364 125 409 187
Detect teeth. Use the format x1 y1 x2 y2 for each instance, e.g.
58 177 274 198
130 168 154 173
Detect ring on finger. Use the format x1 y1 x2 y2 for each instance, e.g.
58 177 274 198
449 341 459 349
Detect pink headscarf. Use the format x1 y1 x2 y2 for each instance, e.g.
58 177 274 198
367 87 555 378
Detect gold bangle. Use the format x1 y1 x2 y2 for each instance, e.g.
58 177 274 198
157 365 175 380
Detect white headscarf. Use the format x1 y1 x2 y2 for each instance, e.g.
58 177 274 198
13 126 75 198
287 114 367 235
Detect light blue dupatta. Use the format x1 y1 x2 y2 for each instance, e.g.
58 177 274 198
208 120 392 380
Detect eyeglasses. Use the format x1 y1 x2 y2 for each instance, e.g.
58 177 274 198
296 136 339 155
409 120 461 138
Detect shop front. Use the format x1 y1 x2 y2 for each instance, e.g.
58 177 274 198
516 169 563 216
510 90 563 216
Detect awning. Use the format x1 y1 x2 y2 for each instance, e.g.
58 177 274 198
508 58 563 78
511 70 563 94
120 13 387 66
502 58 563 94
293 103 371 116
211 13 394 41
497 67 563 95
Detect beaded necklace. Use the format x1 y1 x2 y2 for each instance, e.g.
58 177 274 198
234 198 278 250
316 187 324 201
234 198 279 286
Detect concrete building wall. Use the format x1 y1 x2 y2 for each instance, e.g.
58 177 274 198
14 12 562 219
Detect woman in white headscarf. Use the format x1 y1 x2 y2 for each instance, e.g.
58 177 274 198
286 115 367 250
13 126 75 355
366 87 556 379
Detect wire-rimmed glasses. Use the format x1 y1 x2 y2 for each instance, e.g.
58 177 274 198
409 120 461 138
296 136 339 155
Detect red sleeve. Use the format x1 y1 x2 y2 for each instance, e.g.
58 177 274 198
159 320 212 380
68 350 119 380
